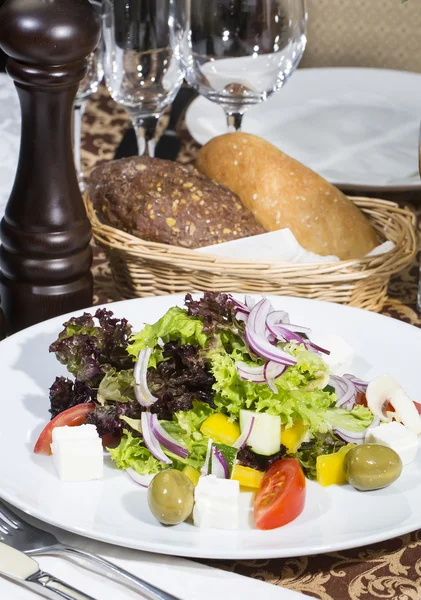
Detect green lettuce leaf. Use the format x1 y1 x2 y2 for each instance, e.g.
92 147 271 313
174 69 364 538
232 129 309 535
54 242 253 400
172 399 214 438
255 389 335 432
280 343 329 390
161 401 214 470
209 345 334 432
108 401 214 475
127 307 208 366
119 416 141 433
107 430 164 475
325 404 374 432
97 368 136 405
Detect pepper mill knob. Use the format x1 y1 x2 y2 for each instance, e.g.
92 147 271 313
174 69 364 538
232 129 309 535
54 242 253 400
0 0 100 334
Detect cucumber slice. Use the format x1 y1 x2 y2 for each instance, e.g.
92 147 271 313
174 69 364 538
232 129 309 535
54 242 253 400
240 410 281 456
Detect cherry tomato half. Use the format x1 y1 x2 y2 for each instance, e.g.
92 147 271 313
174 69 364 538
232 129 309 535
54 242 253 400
33 403 96 455
254 458 306 530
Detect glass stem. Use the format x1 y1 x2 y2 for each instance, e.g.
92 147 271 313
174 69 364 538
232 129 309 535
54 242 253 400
129 112 160 157
225 111 244 132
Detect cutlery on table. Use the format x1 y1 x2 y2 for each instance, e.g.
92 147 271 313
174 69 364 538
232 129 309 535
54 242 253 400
0 501 181 600
0 542 97 600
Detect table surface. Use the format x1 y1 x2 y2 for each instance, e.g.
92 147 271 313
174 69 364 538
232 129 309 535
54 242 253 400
80 84 421 600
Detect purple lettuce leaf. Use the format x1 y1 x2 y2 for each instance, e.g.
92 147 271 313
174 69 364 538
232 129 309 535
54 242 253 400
147 341 216 420
49 308 133 385
184 292 238 334
85 402 141 437
236 446 288 472
49 376 97 419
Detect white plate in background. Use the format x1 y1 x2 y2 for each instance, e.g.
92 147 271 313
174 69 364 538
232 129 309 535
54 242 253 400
186 67 421 191
1 294 421 559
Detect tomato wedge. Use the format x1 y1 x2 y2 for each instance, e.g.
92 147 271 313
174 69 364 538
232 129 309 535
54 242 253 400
33 403 96 455
254 458 306 530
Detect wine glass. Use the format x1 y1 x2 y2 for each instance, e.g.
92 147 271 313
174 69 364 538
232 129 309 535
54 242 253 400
102 0 185 157
417 123 421 313
178 0 307 131
73 0 104 192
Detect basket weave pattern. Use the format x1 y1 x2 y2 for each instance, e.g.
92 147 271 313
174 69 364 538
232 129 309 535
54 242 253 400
86 196 416 312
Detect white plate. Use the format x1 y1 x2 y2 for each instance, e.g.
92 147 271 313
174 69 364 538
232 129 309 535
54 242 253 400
186 67 421 191
0 73 20 218
1 294 421 560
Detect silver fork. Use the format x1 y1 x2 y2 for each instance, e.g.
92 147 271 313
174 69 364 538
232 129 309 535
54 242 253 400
0 500 181 600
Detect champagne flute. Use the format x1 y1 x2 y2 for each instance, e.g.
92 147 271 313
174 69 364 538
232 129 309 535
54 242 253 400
73 0 104 192
178 0 307 131
102 0 185 157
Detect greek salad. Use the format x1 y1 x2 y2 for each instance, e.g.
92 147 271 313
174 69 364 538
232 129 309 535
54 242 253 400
34 293 421 531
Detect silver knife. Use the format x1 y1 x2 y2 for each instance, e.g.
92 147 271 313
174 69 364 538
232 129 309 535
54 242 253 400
0 542 98 600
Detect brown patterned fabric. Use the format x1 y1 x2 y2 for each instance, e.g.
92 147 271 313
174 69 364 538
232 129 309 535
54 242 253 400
83 84 421 600
302 0 421 73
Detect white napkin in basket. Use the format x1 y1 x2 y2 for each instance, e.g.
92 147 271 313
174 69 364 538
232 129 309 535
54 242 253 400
195 229 394 263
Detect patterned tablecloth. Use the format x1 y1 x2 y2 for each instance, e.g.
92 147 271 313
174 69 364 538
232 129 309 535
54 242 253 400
82 85 421 600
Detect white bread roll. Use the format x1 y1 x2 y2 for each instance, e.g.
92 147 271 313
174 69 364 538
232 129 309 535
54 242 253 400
196 133 378 260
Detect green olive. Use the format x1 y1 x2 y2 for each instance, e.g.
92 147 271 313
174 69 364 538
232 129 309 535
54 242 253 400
147 469 194 525
343 444 402 491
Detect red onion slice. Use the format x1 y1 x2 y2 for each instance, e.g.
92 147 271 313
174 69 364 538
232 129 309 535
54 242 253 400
265 361 287 380
150 414 189 459
231 297 249 312
245 327 297 366
330 375 348 396
126 468 155 488
267 322 304 345
308 341 330 355
235 361 266 383
249 298 273 338
134 348 158 407
266 310 290 330
343 374 368 392
233 416 255 449
332 427 366 444
245 295 255 309
211 446 229 479
330 375 357 409
264 361 287 393
141 412 172 464
235 311 249 325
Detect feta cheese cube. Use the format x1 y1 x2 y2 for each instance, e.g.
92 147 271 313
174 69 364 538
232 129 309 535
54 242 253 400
51 425 103 481
365 421 419 465
193 476 240 530
52 424 99 441
316 334 354 375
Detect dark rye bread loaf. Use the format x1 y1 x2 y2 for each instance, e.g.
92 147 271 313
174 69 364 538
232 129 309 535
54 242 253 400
88 157 265 248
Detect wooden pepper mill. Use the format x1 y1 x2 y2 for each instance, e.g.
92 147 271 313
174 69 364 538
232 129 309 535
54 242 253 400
0 0 100 334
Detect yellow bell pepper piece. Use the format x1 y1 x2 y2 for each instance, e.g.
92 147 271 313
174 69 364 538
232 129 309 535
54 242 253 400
316 444 355 487
200 413 240 446
231 464 264 489
281 419 308 453
182 465 201 487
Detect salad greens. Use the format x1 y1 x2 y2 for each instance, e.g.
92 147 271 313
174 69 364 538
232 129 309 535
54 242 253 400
48 292 374 480
110 401 213 474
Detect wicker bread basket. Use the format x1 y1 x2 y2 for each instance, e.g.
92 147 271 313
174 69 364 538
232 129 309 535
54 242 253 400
86 196 416 312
